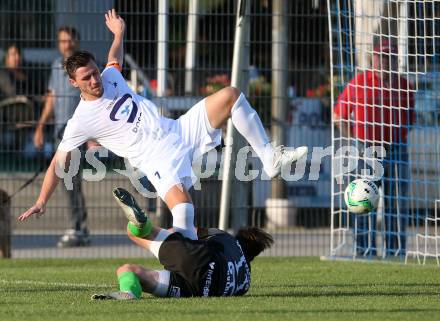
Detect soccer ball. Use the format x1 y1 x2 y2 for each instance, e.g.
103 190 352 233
344 178 379 214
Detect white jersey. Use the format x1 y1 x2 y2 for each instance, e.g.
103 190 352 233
58 66 187 169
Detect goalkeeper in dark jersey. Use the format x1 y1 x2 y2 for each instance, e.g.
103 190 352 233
91 188 274 300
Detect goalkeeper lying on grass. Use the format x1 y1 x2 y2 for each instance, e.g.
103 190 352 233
92 188 274 300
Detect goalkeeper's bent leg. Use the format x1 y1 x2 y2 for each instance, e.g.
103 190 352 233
116 264 170 297
127 220 152 238
118 270 142 299
127 226 171 259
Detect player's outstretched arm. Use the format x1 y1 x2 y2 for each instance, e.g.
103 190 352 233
105 8 125 67
17 151 68 221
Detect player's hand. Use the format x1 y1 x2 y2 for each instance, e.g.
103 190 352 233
33 127 44 150
105 9 125 37
18 202 46 221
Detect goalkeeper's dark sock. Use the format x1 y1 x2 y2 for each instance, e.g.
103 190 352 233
127 220 153 238
118 271 142 299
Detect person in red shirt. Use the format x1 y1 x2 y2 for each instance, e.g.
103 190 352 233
334 37 414 257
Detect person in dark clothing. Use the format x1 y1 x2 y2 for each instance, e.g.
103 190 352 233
0 44 37 154
91 188 274 300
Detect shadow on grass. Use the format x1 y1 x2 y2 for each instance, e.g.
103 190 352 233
258 283 440 288
251 289 440 298
5 284 439 298
238 307 440 314
3 288 102 293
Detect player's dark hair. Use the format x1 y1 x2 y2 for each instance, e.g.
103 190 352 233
62 50 96 79
235 227 274 262
57 26 80 42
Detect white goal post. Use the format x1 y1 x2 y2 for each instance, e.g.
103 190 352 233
327 0 440 264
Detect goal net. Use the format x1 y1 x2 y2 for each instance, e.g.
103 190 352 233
328 0 440 264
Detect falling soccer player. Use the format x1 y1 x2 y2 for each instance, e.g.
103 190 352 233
91 188 274 299
18 9 307 240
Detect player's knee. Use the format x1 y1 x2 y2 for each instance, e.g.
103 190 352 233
126 227 137 240
223 86 241 105
116 263 134 276
216 86 240 112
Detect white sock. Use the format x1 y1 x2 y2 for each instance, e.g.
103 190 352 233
152 270 170 297
149 229 171 258
230 93 274 170
171 203 197 240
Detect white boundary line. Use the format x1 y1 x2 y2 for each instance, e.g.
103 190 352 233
0 279 114 289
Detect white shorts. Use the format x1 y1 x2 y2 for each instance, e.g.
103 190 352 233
173 98 222 162
141 98 222 200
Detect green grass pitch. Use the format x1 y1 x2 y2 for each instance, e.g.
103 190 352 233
0 257 439 321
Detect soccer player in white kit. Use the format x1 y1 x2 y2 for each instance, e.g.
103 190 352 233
18 9 308 240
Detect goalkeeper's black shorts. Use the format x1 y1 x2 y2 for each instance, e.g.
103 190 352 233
158 232 221 298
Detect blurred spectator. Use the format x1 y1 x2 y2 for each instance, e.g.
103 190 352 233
0 44 28 98
0 44 41 154
33 26 89 248
333 37 415 258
